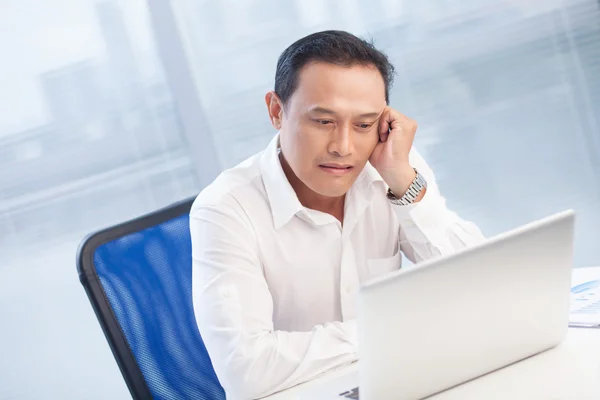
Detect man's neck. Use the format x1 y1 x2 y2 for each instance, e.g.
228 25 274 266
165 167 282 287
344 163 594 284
279 153 345 223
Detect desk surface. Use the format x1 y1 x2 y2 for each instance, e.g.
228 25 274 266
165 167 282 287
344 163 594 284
266 328 600 399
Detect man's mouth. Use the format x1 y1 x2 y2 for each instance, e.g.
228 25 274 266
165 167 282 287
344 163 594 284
319 163 354 175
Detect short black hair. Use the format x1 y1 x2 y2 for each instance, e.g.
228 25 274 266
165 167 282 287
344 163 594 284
274 30 395 106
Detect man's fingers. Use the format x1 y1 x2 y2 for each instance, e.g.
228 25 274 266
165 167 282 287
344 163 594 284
378 108 393 141
377 107 417 143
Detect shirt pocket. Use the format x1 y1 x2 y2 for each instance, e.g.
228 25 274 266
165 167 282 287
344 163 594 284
367 250 402 279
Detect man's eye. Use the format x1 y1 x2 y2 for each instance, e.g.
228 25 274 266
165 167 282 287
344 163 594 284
357 123 372 129
316 120 332 125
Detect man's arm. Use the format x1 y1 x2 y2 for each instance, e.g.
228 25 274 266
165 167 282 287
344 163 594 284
394 148 485 263
190 198 357 400
369 107 484 263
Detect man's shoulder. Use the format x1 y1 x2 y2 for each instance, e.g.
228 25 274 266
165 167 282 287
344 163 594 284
190 151 267 216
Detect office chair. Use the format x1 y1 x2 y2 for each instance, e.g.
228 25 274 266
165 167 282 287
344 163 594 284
77 198 225 400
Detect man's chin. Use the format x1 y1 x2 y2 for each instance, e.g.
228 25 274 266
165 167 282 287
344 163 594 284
318 189 350 198
311 181 354 198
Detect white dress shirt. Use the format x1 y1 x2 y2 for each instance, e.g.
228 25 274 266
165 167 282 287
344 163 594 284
190 134 484 399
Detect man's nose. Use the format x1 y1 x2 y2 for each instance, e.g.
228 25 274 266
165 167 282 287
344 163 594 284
328 124 353 157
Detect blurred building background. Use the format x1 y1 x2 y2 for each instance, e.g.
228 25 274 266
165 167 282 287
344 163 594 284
0 0 598 398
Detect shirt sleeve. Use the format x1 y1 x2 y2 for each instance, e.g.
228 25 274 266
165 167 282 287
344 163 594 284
190 198 358 400
393 148 486 263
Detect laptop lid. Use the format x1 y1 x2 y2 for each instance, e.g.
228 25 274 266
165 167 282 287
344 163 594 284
357 210 575 400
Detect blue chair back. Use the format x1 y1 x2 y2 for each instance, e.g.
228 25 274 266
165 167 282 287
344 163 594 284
77 198 225 400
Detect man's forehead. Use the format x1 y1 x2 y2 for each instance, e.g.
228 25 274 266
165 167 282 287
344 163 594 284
298 62 383 88
291 62 386 110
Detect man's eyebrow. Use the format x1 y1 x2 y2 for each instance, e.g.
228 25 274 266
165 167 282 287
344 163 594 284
306 106 338 115
307 106 383 119
358 111 381 119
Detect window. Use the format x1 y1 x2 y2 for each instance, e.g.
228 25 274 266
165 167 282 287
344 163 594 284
14 140 43 161
166 0 600 268
3 1 600 398
0 1 199 398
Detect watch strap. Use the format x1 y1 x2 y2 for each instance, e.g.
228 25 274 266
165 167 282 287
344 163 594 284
386 169 427 205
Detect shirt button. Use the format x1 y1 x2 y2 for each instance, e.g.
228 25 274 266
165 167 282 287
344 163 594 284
345 285 353 294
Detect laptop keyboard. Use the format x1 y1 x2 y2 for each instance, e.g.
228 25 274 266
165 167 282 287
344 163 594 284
339 387 359 399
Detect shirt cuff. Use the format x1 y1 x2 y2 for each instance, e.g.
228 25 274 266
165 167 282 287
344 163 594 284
343 319 359 353
391 187 453 235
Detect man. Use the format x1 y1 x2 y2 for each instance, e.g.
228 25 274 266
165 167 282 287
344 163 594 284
190 30 484 399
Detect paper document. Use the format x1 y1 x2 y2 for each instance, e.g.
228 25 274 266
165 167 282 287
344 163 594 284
569 267 600 328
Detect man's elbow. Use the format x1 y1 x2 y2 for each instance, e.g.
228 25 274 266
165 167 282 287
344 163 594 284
215 338 293 399
220 364 282 400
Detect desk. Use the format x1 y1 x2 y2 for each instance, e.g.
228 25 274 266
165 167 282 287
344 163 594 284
266 328 600 399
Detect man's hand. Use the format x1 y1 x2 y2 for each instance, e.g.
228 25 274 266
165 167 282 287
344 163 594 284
369 107 422 199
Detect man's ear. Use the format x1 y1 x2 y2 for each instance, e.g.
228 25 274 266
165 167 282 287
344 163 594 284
265 91 284 130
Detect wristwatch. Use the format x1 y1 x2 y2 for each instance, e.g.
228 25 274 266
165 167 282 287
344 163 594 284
386 168 427 206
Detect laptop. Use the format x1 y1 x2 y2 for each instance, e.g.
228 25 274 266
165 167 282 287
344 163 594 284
299 210 575 400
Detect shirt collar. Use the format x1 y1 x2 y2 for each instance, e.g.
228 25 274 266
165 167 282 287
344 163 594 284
260 133 384 229
260 134 304 229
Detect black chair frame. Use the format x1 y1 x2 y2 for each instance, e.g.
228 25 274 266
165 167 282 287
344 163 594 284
77 198 195 400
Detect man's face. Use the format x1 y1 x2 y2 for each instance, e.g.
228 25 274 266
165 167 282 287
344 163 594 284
273 62 387 198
